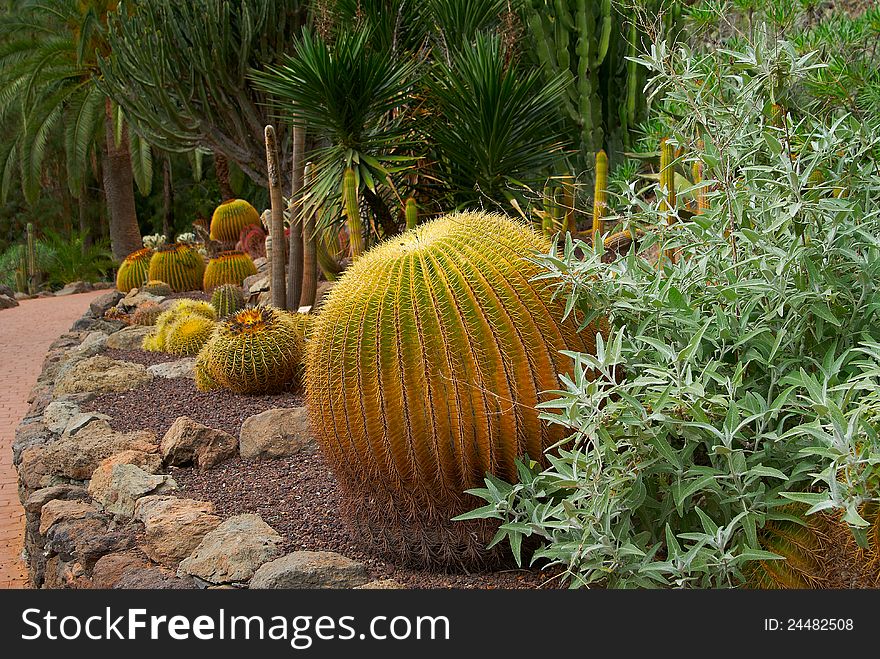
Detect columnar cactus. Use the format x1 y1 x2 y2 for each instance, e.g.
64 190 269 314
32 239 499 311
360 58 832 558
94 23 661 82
342 167 364 258
659 138 676 211
305 211 603 566
405 197 418 230
210 283 246 318
202 250 258 292
116 247 154 293
165 315 216 356
592 149 608 238
195 306 308 394
148 243 206 292
210 198 261 243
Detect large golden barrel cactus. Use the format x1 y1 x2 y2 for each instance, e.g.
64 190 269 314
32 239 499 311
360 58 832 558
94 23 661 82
148 243 206 292
305 211 602 567
195 306 308 394
210 198 261 242
116 247 153 292
202 250 257 292
165 315 216 357
142 299 217 352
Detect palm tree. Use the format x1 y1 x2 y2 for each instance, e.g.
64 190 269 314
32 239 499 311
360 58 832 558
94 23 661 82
0 0 144 260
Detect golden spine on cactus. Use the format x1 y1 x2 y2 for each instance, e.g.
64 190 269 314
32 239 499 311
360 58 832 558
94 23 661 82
148 243 206 293
142 299 217 352
342 167 364 259
116 247 154 293
405 197 418 230
305 211 604 567
165 315 216 356
202 250 257 292
196 306 308 395
210 198 261 243
592 149 608 240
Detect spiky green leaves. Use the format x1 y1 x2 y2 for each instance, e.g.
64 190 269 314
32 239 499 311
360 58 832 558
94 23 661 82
116 248 153 293
305 211 601 565
210 199 261 243
148 243 206 292
210 284 246 318
203 251 257 292
196 306 308 394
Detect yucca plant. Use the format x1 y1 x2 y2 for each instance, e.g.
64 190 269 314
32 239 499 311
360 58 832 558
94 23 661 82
305 211 603 567
426 34 569 210
116 247 154 293
148 243 205 292
202 250 258 292
196 305 308 394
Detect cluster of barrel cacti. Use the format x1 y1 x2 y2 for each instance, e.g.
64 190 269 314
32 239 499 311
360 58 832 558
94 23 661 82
116 247 154 293
142 299 217 352
195 305 309 394
203 250 257 291
305 211 604 567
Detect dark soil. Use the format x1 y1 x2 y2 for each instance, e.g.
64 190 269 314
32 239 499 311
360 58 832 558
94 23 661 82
102 347 179 367
171 448 560 589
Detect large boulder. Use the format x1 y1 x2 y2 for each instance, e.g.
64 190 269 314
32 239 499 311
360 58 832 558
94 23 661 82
38 499 100 536
0 293 18 309
147 358 195 379
18 420 157 491
105 325 153 350
43 514 136 572
133 496 221 567
177 514 282 585
118 290 164 312
160 416 237 470
88 463 176 517
238 407 313 461
91 552 151 589
249 551 370 589
87 450 164 503
90 290 123 317
42 400 81 434
12 420 54 465
54 355 151 395
55 281 92 296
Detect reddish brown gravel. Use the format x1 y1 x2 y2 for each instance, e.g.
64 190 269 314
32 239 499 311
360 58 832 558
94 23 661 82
102 347 180 367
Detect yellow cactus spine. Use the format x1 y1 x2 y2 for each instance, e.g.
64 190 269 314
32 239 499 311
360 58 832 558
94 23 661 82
342 167 364 259
202 250 258 292
210 198 261 243
148 243 206 292
165 315 216 356
142 299 217 352
405 197 418 230
116 247 153 293
305 211 603 567
592 150 608 240
210 283 246 318
196 306 308 395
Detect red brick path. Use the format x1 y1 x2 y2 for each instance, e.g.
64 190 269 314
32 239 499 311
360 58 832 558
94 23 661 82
0 290 105 588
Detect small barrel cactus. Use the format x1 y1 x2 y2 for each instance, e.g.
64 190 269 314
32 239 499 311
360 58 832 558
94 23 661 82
141 280 173 296
165 315 216 356
203 250 257 292
210 284 246 317
305 211 603 567
131 301 163 326
195 305 308 394
210 198 261 243
148 243 206 293
116 247 154 293
142 299 217 352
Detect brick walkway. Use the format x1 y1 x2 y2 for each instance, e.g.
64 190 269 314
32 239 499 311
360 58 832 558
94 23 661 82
0 290 105 588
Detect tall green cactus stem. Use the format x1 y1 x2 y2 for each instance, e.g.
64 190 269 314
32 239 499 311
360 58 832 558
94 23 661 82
15 249 27 293
211 283 246 318
26 222 36 294
300 162 318 309
692 147 709 214
342 167 364 259
305 211 604 567
148 243 206 292
540 182 557 238
405 197 418 231
196 305 308 394
116 247 154 293
202 250 257 292
659 138 676 212
210 199 261 243
592 149 608 239
560 175 576 234
625 17 638 148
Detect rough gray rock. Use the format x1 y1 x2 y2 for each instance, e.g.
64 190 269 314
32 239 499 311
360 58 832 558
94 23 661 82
114 566 196 590
54 355 152 395
118 290 164 311
105 325 153 350
88 463 176 517
249 551 369 589
177 514 282 585
238 407 313 460
147 358 195 379
0 293 18 308
13 420 55 465
133 496 221 566
55 281 92 296
42 400 82 434
160 416 237 470
89 290 123 317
